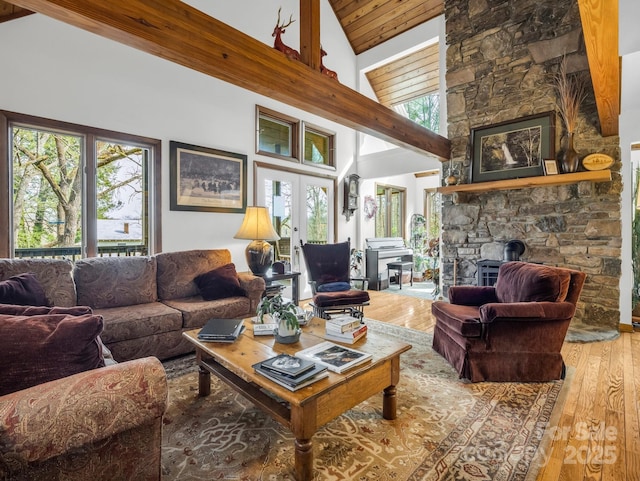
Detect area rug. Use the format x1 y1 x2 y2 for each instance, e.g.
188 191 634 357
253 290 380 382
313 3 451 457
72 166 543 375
161 320 569 481
565 321 620 343
383 281 440 300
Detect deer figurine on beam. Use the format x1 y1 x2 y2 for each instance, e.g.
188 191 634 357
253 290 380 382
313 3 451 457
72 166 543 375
320 47 338 80
273 8 300 61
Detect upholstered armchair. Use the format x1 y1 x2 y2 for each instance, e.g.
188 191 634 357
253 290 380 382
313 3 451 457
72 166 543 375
299 240 370 319
431 261 586 382
0 357 167 481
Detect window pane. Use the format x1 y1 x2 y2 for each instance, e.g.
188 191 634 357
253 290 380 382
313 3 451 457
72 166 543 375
375 190 387 237
397 93 440 134
96 140 148 254
306 185 328 243
304 125 334 167
12 127 83 254
259 115 292 156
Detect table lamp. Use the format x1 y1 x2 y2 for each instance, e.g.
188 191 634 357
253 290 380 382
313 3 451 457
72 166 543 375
234 206 280 275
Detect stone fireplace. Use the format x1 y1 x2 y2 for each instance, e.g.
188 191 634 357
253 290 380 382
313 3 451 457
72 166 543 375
442 0 621 330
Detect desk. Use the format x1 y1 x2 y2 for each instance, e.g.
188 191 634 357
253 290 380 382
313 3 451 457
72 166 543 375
259 270 301 305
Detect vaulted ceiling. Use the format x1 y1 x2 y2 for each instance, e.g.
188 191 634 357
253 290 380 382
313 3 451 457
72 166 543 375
0 0 619 140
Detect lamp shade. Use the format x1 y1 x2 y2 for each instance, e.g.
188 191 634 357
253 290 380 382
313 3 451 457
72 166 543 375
234 206 280 241
234 206 280 276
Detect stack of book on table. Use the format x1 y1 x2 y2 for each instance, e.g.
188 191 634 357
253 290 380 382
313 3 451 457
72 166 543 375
197 318 245 342
253 353 328 391
324 314 367 344
296 341 372 373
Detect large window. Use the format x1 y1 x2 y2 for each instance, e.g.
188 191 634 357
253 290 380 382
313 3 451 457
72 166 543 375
375 184 405 238
0 111 161 259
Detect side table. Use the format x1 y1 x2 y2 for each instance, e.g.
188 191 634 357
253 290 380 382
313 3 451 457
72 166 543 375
258 270 301 306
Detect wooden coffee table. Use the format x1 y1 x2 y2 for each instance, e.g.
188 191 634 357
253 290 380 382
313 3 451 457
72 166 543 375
182 317 412 481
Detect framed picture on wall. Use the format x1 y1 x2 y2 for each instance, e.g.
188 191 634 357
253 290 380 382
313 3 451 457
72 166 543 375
470 112 555 183
170 141 247 213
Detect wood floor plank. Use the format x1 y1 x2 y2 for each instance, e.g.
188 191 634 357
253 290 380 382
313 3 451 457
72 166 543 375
624 333 640 478
306 288 639 481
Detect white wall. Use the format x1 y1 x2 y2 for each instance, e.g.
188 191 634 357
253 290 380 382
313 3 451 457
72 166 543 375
619 3 640 326
0 3 359 270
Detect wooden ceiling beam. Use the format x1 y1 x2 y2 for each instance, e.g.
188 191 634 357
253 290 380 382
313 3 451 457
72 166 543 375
6 0 450 160
299 0 321 72
577 0 619 137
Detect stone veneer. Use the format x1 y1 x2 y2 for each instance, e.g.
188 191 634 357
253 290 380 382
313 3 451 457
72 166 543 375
443 0 621 329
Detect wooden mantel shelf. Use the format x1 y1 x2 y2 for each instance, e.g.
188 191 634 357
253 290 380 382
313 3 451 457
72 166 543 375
437 170 612 194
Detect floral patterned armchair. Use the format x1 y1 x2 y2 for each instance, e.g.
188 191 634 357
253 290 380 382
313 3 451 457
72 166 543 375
0 357 167 481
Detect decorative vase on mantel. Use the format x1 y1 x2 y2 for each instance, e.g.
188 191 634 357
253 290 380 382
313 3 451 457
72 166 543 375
559 132 580 174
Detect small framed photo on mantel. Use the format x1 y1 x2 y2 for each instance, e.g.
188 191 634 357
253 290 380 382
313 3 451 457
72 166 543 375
544 159 559 175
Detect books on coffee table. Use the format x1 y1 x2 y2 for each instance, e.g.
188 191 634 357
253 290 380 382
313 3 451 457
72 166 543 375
197 318 245 342
295 341 372 373
325 315 362 333
260 353 316 377
253 323 278 336
252 354 328 391
324 323 367 344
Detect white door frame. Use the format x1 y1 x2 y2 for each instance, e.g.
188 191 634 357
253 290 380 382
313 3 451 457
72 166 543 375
254 162 338 300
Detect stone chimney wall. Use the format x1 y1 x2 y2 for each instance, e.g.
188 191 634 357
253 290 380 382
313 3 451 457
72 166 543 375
443 0 621 329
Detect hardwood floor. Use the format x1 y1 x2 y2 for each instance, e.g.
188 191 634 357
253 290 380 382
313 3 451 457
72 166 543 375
311 289 640 481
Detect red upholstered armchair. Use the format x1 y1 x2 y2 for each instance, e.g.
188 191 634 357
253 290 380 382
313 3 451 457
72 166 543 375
431 261 586 382
300 240 370 319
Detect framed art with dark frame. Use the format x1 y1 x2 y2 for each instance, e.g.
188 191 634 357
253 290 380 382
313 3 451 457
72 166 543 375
470 112 555 183
170 141 247 213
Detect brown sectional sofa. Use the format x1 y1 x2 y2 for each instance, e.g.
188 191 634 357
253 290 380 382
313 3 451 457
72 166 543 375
0 249 265 362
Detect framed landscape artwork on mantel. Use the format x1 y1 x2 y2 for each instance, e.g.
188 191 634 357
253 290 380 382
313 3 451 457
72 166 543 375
470 112 555 183
170 141 247 213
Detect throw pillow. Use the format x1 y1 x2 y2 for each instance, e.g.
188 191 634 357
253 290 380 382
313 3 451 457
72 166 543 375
0 272 49 306
317 281 351 292
194 263 246 301
0 303 92 316
0 312 105 396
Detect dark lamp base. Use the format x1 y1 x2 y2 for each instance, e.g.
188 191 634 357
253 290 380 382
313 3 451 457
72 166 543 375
245 239 274 276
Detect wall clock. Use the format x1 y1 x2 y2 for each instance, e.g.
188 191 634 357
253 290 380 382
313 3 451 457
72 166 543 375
343 173 360 221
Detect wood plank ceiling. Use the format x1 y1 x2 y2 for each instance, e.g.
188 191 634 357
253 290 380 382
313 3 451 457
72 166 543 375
366 43 439 108
0 0 619 138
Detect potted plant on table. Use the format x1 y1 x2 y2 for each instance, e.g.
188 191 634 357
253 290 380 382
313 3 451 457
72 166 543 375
256 293 301 343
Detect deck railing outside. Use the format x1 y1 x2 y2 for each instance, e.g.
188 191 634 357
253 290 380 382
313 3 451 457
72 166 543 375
15 245 147 261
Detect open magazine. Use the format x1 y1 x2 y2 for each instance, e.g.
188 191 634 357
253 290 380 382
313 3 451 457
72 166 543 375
295 341 372 373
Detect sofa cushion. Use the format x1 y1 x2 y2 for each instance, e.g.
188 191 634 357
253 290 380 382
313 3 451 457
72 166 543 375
94 302 183 345
194 263 245 301
0 273 49 306
162 296 251 329
0 258 76 307
156 249 232 300
74 256 158 309
0 312 105 396
495 262 572 304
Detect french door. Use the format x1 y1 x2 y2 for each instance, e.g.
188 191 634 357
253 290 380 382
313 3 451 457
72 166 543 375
255 165 335 300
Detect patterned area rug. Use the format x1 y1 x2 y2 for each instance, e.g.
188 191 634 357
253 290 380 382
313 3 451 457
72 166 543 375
161 320 569 481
